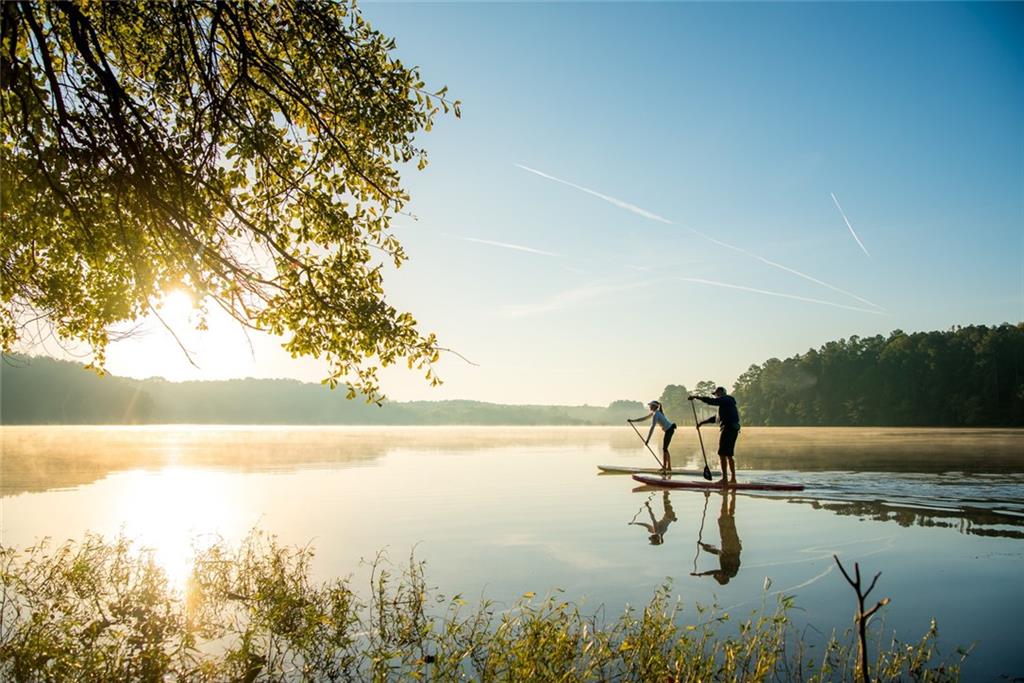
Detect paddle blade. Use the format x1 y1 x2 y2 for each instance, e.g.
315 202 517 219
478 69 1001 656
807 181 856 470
703 465 713 481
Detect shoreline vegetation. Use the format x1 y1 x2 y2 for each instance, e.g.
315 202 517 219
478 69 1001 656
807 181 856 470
0 531 967 682
3 324 1023 427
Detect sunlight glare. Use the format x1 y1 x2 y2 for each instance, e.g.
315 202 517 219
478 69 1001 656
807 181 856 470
113 467 241 591
159 288 195 323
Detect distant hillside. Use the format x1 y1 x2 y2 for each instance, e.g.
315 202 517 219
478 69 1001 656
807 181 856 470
4 322 1022 427
0 356 643 425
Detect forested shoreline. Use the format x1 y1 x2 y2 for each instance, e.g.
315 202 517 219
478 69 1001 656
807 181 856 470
730 324 1023 426
3 324 1022 426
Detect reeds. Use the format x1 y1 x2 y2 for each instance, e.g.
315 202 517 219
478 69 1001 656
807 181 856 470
0 532 967 681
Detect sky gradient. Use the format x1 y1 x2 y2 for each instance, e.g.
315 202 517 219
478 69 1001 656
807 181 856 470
47 2 1024 406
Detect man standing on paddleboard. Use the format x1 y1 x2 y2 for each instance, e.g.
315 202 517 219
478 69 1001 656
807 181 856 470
628 401 677 471
689 387 741 485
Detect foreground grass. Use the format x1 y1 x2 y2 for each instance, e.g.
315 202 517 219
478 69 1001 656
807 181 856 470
0 531 965 681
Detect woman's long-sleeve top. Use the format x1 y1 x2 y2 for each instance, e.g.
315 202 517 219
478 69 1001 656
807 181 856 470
636 409 674 442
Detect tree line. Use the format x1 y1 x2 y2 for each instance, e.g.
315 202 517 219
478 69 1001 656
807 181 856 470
3 324 1021 426
0 355 643 425
724 324 1023 427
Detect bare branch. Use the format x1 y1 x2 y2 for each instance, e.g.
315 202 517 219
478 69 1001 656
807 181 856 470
147 304 199 370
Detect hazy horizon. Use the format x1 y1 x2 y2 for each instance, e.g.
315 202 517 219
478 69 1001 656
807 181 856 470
21 2 1024 406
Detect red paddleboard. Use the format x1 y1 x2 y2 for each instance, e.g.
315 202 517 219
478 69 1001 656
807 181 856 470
631 474 804 491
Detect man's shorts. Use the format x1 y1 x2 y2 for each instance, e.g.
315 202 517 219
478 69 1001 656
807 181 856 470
718 426 740 457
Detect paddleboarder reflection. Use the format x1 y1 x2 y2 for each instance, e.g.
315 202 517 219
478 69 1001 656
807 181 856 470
692 490 742 584
629 491 677 545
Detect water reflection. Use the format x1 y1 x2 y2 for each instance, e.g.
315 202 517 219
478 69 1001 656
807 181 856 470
719 427 1024 474
4 426 1021 498
109 468 241 589
790 497 1024 540
691 491 742 585
5 426 1024 549
0 426 620 496
629 491 677 545
4 426 1020 681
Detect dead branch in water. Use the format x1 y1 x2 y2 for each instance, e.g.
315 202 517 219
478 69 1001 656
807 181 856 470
834 554 891 683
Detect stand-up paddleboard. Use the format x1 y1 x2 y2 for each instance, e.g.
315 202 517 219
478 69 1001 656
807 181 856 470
631 474 805 491
598 465 720 477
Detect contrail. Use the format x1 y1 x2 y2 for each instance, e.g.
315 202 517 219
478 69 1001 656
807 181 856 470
831 192 871 258
514 164 674 224
499 279 657 318
447 233 558 257
678 277 889 316
687 226 885 310
517 163 884 311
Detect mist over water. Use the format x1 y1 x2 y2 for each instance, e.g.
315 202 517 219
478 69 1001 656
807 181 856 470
2 426 1022 679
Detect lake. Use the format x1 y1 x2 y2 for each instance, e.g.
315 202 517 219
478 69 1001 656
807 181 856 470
2 426 1022 680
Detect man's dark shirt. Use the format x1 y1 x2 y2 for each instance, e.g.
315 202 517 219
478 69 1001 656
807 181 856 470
698 395 740 429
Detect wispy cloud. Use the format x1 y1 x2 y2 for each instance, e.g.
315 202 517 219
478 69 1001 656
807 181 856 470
515 164 674 224
516 163 884 311
678 277 889 315
830 192 871 258
499 279 656 318
446 233 558 257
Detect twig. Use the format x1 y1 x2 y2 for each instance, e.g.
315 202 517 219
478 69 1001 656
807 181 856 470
148 304 200 370
434 346 479 367
834 554 890 683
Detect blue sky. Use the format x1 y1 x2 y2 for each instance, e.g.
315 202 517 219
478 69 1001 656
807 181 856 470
97 2 1023 406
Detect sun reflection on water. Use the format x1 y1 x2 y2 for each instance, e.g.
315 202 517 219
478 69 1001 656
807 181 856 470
111 467 240 590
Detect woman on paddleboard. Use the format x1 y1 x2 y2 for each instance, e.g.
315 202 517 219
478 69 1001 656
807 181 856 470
628 401 677 470
630 491 677 545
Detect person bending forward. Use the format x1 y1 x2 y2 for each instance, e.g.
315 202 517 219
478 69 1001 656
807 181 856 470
628 401 677 471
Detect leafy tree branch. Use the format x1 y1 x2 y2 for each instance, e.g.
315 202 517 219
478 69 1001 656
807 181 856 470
0 0 460 401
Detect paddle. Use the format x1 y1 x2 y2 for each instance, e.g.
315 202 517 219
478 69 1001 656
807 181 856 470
691 400 713 481
627 420 665 470
690 490 711 575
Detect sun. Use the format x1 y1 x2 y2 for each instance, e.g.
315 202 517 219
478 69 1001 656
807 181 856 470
105 285 270 382
159 288 195 323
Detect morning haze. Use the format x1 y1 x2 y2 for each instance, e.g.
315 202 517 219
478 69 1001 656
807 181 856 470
1 1 1021 681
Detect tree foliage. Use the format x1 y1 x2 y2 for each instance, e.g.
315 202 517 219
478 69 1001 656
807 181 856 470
0 0 459 400
658 384 690 424
658 381 717 425
729 324 1024 426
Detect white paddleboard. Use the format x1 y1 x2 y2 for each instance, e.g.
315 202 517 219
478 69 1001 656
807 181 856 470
598 465 720 477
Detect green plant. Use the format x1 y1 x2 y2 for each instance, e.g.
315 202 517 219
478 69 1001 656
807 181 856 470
0 532 968 681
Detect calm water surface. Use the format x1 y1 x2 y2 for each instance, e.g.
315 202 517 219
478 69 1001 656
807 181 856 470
2 426 1022 680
